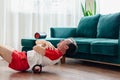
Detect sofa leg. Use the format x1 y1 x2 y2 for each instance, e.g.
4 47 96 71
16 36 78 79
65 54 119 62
60 55 66 64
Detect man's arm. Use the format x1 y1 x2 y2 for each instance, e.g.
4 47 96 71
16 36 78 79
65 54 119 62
35 40 48 46
35 40 55 49
33 45 45 56
33 40 55 55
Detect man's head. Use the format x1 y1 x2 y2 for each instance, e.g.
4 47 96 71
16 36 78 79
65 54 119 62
57 38 77 54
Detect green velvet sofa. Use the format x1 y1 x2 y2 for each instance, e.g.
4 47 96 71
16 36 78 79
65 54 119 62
21 12 120 66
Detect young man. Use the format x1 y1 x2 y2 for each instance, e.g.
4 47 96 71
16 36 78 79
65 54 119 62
0 38 77 72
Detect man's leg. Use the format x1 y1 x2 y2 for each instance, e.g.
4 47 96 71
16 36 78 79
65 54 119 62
0 45 14 63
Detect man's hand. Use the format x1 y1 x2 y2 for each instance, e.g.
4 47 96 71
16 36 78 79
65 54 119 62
45 42 55 50
33 40 55 55
35 40 47 45
35 40 55 50
33 45 45 55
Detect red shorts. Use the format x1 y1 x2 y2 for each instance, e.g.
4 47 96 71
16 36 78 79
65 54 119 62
9 50 29 71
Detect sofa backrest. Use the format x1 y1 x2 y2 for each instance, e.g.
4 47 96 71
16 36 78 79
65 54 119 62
50 27 76 38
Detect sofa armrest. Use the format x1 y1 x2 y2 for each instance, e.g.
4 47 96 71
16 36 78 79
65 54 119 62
118 26 120 55
50 27 77 38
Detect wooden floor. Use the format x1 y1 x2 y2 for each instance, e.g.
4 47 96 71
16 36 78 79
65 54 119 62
0 58 120 80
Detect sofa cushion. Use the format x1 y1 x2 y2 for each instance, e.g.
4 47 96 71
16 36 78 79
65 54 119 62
74 38 98 53
97 12 120 39
76 14 100 38
91 39 118 56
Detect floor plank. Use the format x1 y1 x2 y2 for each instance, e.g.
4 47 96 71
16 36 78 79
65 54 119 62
0 58 120 80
